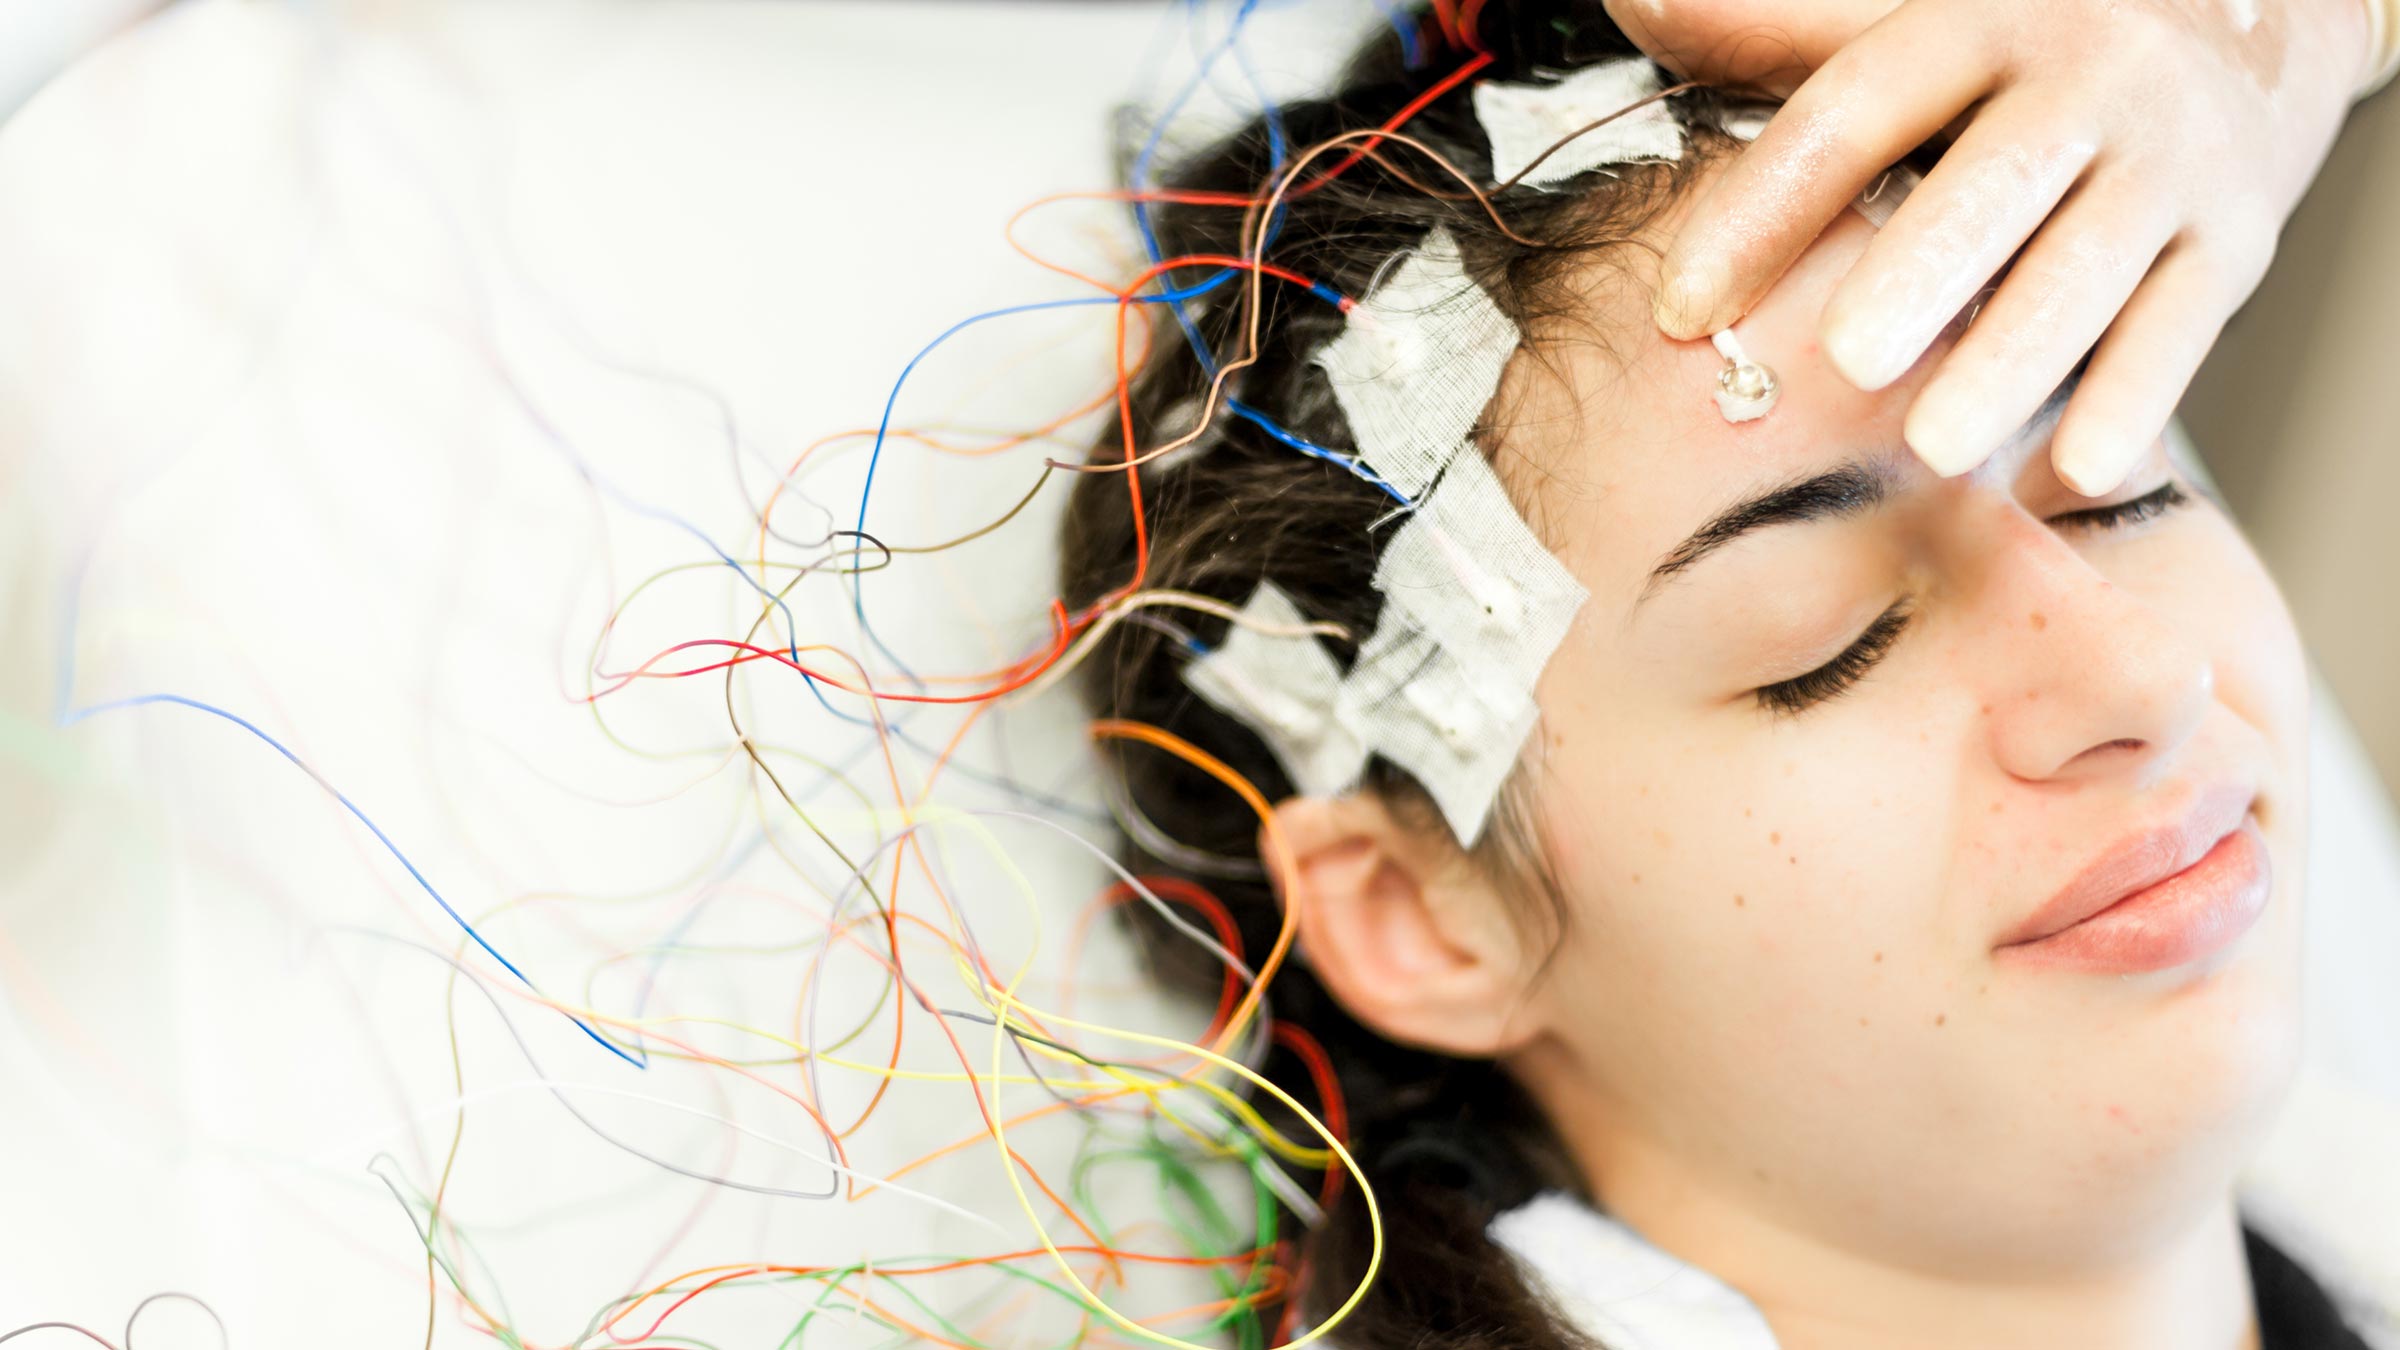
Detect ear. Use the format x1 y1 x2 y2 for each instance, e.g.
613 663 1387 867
1263 794 1547 1058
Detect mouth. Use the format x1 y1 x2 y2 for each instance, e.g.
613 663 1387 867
1993 783 2272 975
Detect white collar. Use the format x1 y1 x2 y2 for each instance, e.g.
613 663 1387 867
1489 1075 2400 1350
1486 1191 1780 1350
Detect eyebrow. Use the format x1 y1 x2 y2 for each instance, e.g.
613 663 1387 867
1635 364 2093 607
1638 460 1897 604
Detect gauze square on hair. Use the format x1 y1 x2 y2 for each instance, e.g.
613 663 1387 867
1181 581 1369 799
1313 225 1517 500
1373 449 1589 697
1472 58 1684 190
1339 619 1537 847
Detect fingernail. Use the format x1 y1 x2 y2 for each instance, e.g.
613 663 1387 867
1654 263 1720 338
1822 311 1919 392
1903 381 2001 477
2052 426 2137 497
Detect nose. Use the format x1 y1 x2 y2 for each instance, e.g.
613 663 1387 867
1970 510 2216 787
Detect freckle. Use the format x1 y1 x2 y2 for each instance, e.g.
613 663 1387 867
1870 796 1882 809
2026 690 2041 702
1980 704 1993 716
1769 831 1782 845
1990 801 2003 814
1917 730 1930 744
1787 855 1798 865
1652 828 1672 849
1783 761 1796 777
1733 894 1745 907
2029 611 2047 631
1872 951 1883 963
1752 1166 1770 1182
1743 807 1753 819
1858 1016 1869 1027
1934 1013 1947 1026
1630 873 1642 885
1637 784 1648 796
1977 984 1987 995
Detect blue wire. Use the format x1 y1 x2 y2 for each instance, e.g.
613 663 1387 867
56 692 646 1070
1227 398 1412 506
1371 0 1425 68
1129 0 1268 375
850 273 1252 593
40 6 1328 1082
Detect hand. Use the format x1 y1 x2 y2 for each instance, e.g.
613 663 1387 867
1607 0 2375 494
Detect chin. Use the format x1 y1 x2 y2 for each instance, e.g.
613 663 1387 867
2062 912 2307 1248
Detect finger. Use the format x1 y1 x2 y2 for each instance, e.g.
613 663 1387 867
2047 238 2262 497
1900 181 2176 477
1653 0 2004 339
1602 0 1900 92
1817 95 2098 392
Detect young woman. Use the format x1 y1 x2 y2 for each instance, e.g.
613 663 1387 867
1059 2 2390 1345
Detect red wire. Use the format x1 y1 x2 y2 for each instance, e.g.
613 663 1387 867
1457 0 1492 50
1291 52 1494 196
1423 0 1461 49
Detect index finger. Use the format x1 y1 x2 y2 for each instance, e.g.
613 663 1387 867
1652 0 2003 339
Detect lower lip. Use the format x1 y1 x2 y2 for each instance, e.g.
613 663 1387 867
1996 818 2271 975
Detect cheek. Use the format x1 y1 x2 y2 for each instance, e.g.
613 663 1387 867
1534 686 1966 1023
2208 536 2309 768
2119 510 2311 779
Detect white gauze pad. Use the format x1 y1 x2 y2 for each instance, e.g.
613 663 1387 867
1181 581 1370 798
1472 58 1684 190
1372 449 1589 694
1313 225 1517 500
1338 620 1540 846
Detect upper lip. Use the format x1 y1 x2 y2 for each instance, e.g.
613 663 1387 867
1995 780 2259 948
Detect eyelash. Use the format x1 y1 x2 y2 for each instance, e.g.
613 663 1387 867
2052 479 2190 531
1756 601 1912 717
1752 480 2193 716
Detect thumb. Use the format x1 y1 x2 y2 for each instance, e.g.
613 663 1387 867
1601 0 1905 96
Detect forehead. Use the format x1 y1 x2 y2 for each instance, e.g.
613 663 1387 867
1495 190 1924 612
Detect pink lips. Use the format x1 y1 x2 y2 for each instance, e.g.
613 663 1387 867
1994 783 2272 975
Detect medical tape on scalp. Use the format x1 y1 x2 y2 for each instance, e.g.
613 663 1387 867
1337 619 1540 847
1205 229 1587 845
1373 449 1588 697
1355 451 1589 843
1313 225 1517 500
1180 581 1370 799
1472 58 1685 190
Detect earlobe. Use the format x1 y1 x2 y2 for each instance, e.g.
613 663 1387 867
1262 793 1547 1059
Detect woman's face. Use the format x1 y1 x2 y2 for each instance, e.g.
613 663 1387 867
1495 182 2312 1275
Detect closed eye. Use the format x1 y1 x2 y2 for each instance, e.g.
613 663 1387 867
1749 481 2190 718
2047 480 2190 531
1755 600 1913 718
